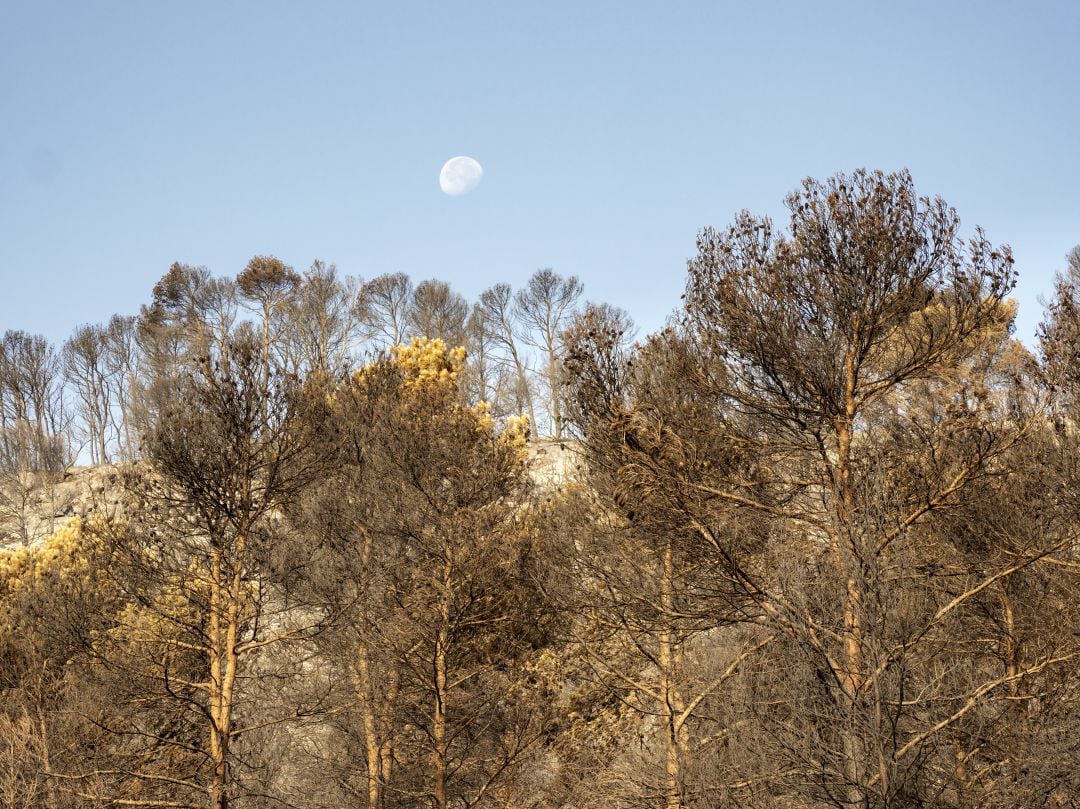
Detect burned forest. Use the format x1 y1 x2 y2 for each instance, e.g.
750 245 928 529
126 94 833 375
3 170 1078 808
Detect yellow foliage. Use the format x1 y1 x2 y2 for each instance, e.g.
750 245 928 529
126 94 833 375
0 518 102 597
0 517 117 652
473 399 495 431
389 337 467 392
502 413 530 457
351 338 529 459
472 403 530 460
504 412 529 439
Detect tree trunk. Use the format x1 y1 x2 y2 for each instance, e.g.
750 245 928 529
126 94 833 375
835 345 866 807
659 540 684 809
432 547 453 809
208 528 244 809
36 705 58 809
547 346 562 440
355 647 383 809
354 529 386 809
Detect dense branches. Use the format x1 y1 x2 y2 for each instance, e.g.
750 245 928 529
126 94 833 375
2 174 1079 809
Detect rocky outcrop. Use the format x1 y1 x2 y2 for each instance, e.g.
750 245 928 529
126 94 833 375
0 465 129 550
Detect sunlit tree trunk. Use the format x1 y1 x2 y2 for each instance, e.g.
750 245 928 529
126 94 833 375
834 346 867 806
432 540 454 809
659 538 686 809
352 528 396 809
207 525 245 809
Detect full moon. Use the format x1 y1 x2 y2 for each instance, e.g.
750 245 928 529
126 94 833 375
439 156 483 196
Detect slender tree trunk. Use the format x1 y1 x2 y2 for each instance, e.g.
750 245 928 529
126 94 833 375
659 540 684 809
379 671 398 799
208 547 227 809
432 545 453 809
94 373 108 464
953 743 970 809
121 366 136 461
35 703 58 809
208 526 245 809
547 345 562 440
835 344 866 807
354 530 386 809
355 649 382 809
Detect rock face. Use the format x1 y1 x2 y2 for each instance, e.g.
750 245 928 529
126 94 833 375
527 439 585 489
0 465 128 550
2 441 582 550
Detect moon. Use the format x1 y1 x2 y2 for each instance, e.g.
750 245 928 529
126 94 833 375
439 156 483 196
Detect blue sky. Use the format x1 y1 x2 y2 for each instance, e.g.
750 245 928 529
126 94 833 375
2 1 1078 346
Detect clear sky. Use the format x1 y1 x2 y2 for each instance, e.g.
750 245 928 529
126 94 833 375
2 1 1078 347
